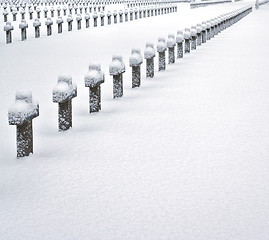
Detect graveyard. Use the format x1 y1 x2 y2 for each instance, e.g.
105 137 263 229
1 0 269 239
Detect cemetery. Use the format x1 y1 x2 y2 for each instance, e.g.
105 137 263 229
1 0 269 239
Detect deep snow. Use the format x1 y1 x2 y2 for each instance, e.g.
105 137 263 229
1 1 269 240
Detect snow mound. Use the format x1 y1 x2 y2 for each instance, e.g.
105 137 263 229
33 19 41 27
191 28 197 37
67 15 73 22
129 49 143 67
76 14 82 21
167 34 176 48
56 17 63 24
53 75 77 103
157 38 167 52
109 56 125 75
45 18 53 25
184 31 191 39
85 64 105 87
4 22 14 31
144 42 155 59
19 20 28 29
8 90 39 125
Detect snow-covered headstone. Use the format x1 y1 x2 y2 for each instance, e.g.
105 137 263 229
33 18 41 38
85 64 105 113
130 8 133 21
113 10 117 24
109 55 126 98
21 9 26 20
201 22 207 43
53 75 77 131
76 14 82 30
67 15 73 31
143 8 146 18
28 8 33 19
36 8 41 18
139 8 142 18
191 26 197 50
157 38 167 71
107 11 112 25
144 42 156 78
4 21 14 44
129 49 143 88
44 7 48 18
93 12 98 27
8 90 39 158
206 21 211 40
184 29 191 53
3 10 8 22
68 6 72 15
119 10 123 22
210 19 215 38
154 7 158 16
167 34 176 64
19 19 28 41
56 16 63 33
214 18 219 36
133 8 137 19
220 16 225 32
57 7 61 16
150 7 154 16
12 9 17 21
85 14 90 28
74 6 78 15
63 6 67 16
176 30 184 59
45 18 53 36
50 7 55 17
124 9 128 21
196 24 202 46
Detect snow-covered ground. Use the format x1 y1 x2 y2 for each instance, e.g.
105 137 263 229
1 1 269 239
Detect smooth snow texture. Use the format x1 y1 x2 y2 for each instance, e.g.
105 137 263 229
1 1 269 240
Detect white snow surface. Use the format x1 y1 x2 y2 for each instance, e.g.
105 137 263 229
1 1 269 240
